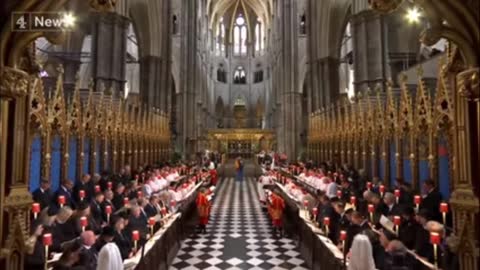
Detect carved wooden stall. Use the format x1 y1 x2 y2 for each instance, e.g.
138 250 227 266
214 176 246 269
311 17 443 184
308 51 479 269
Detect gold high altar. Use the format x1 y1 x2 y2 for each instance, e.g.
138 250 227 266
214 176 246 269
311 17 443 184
207 129 275 159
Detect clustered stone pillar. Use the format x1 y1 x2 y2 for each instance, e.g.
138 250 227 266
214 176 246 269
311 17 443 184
90 12 129 95
139 56 171 111
176 0 198 158
351 10 387 92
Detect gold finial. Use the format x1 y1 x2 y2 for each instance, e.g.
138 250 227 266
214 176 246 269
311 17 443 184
417 65 424 77
375 83 382 94
56 64 64 75
399 72 408 83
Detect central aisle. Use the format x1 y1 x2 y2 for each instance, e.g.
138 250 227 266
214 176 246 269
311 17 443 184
170 177 309 270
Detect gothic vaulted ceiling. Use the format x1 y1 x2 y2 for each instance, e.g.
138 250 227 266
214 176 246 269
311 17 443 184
207 0 273 29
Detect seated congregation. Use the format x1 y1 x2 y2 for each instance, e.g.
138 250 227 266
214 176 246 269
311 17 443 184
25 161 218 270
258 161 458 270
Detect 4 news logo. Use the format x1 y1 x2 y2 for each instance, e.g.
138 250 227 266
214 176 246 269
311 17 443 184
12 12 76 32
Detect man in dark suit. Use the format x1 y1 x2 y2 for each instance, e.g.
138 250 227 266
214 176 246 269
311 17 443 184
383 192 401 217
90 192 105 226
144 195 160 218
73 174 93 203
112 183 126 210
398 206 423 250
32 179 53 210
77 230 98 269
101 189 115 223
420 179 443 222
345 211 370 252
126 205 148 239
112 215 133 260
55 179 75 209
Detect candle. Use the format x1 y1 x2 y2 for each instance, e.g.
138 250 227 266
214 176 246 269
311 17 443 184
379 185 385 196
137 191 143 198
368 204 375 222
32 203 40 219
312 207 318 216
161 207 167 216
350 196 356 209
393 215 401 233
366 182 372 190
394 189 401 203
414 195 421 212
132 230 140 250
340 230 347 241
149 217 155 235
107 181 112 190
105 205 112 214
79 190 85 201
337 190 342 199
430 231 440 268
440 202 448 225
303 200 309 207
80 216 88 231
123 197 129 206
149 217 156 226
182 183 188 189
58 195 65 207
170 200 176 207
430 232 440 245
42 233 52 246
323 217 330 235
95 185 101 193
440 202 448 213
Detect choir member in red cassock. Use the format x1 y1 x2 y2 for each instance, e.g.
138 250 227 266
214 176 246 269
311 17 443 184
196 188 211 233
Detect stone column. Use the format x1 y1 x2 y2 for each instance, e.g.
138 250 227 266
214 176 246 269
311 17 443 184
351 10 387 92
90 12 129 95
139 56 170 111
317 57 340 108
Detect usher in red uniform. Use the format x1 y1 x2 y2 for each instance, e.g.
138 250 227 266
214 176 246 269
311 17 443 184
269 193 285 227
196 192 211 225
209 169 218 186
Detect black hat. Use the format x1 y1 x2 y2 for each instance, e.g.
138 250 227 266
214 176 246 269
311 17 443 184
77 201 90 211
101 226 115 237
47 205 59 216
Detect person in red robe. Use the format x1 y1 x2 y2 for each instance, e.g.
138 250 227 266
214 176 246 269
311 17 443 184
209 168 218 186
269 193 285 236
196 188 211 233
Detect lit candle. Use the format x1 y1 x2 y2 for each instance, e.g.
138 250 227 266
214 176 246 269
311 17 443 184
123 197 129 207
350 196 356 210
312 207 318 223
149 217 155 235
95 185 101 193
32 203 40 220
368 204 375 222
170 200 176 207
430 232 441 268
79 190 85 201
414 195 421 211
323 217 330 235
337 190 342 199
440 202 448 225
107 181 113 190
379 185 385 197
132 230 140 251
366 182 372 191
58 195 65 208
340 230 347 242
161 207 167 216
394 189 401 204
43 233 52 269
42 233 52 246
393 216 401 234
137 191 143 198
80 216 88 232
105 205 112 223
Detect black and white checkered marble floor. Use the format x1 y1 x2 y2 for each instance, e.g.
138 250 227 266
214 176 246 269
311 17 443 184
170 177 309 270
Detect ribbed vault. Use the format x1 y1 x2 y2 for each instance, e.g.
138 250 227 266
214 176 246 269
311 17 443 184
207 0 272 30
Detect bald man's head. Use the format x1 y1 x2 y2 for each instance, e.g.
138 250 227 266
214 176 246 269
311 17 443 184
81 230 96 246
